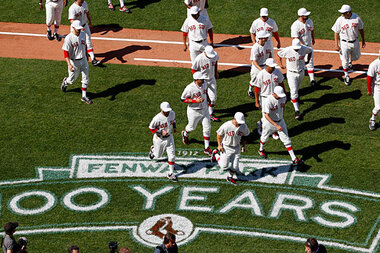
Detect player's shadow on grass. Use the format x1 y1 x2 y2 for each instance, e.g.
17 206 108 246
218 67 250 79
95 45 151 64
91 24 123 35
300 89 362 118
214 103 257 120
217 35 252 50
127 0 161 10
288 117 346 137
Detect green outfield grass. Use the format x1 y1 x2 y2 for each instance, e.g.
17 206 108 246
0 0 379 41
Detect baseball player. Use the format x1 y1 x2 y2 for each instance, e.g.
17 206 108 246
367 50 380 131
258 86 302 165
278 39 313 120
304 238 327 253
249 8 281 57
148 102 178 182
108 0 131 13
39 0 67 41
254 58 286 139
69 0 101 66
248 30 272 99
60 20 92 104
192 45 220 122
181 71 212 156
184 0 209 18
181 6 214 64
291 8 316 86
332 4 365 86
211 112 250 186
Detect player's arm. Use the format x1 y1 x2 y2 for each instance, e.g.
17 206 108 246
173 120 177 133
272 31 281 49
38 0 44 10
367 75 373 96
208 28 214 47
359 29 366 48
264 112 283 132
252 60 262 71
250 33 256 44
214 61 219 79
334 33 340 51
63 50 74 72
241 137 247 152
277 53 285 69
64 0 67 7
86 11 93 28
181 96 203 103
254 86 260 109
216 133 224 152
311 29 315 45
182 32 188 51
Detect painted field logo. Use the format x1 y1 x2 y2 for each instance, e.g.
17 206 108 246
1 152 379 252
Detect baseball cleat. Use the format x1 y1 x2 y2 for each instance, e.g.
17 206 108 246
310 80 317 87
257 120 262 135
120 6 131 13
295 111 301 120
108 3 115 10
54 33 61 42
167 173 178 182
210 114 221 122
369 119 376 131
272 132 279 140
204 147 212 156
226 176 237 186
248 89 255 99
292 158 303 165
258 149 267 159
81 96 93 104
92 59 101 66
149 145 155 159
181 131 189 145
211 149 218 162
344 76 351 86
61 77 68 92
46 30 54 41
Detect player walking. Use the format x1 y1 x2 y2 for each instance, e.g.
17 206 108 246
181 6 214 64
61 20 93 104
192 45 220 122
332 4 365 86
148 102 178 182
211 112 250 186
247 30 272 99
107 0 131 13
367 50 380 131
258 86 302 165
278 39 313 120
69 0 101 66
249 8 281 58
181 72 212 156
184 0 209 19
291 8 316 86
39 0 67 41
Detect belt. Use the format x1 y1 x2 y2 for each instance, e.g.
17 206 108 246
341 39 356 43
71 58 83 61
192 39 205 43
288 69 303 73
273 119 282 123
160 134 171 139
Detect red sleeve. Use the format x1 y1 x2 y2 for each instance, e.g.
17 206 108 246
208 28 213 44
254 86 260 93
183 32 188 37
191 69 196 74
64 50 69 58
273 32 280 42
367 76 373 93
183 98 197 103
149 128 157 134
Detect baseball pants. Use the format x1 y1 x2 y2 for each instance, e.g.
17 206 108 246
189 40 209 63
45 1 63 27
185 107 211 137
217 144 241 172
372 85 380 115
260 118 291 147
249 65 263 86
287 70 304 100
339 40 361 69
206 77 217 103
66 58 89 85
152 134 175 162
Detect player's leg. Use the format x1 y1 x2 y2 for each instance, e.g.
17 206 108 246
183 108 201 144
277 121 299 163
166 137 178 181
306 50 316 86
207 78 219 122
369 86 380 130
248 66 259 98
80 59 92 104
201 111 212 154
45 2 54 40
258 119 275 158
53 1 64 41
339 41 351 85
119 0 131 12
287 71 300 116
230 145 241 178
351 40 361 63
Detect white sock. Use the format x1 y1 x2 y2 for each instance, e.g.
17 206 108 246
208 105 214 115
286 146 297 161
108 0 112 4
308 70 315 81
291 99 299 111
88 51 95 61
371 113 377 121
168 162 174 174
204 136 210 149
82 83 87 97
119 0 125 7
259 141 265 151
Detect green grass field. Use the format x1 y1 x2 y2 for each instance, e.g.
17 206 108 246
0 0 380 252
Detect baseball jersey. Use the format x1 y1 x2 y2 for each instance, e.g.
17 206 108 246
368 58 380 85
249 18 278 42
68 1 89 25
184 0 206 10
181 14 213 41
250 42 272 65
262 95 286 122
291 19 314 46
181 81 208 110
254 69 284 97
192 52 219 80
47 0 62 3
277 45 313 72
331 13 364 41
149 111 176 137
217 120 250 147
62 32 86 60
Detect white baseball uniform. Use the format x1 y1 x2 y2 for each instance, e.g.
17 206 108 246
149 111 176 163
368 58 380 117
62 31 89 86
331 13 364 70
69 1 93 49
216 120 250 172
250 18 278 56
181 14 213 63
184 0 208 18
192 52 219 104
278 45 313 100
181 81 211 139
249 42 272 86
254 68 284 105
45 0 64 32
291 19 314 69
